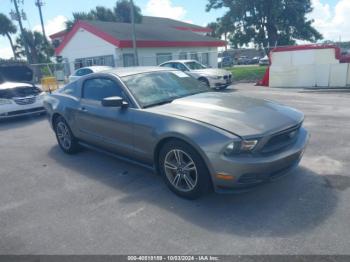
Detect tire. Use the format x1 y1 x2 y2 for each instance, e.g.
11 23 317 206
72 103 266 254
54 116 80 154
218 85 228 90
198 78 210 88
159 139 212 199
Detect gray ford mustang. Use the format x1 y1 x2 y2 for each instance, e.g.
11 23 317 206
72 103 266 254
44 67 308 199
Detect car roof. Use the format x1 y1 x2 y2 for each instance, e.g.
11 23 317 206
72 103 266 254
76 66 113 72
0 81 33 90
104 66 177 77
161 60 197 64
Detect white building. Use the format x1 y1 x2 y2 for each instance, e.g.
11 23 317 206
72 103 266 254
50 17 226 73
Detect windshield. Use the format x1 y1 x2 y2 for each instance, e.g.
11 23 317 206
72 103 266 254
122 71 210 108
184 61 206 70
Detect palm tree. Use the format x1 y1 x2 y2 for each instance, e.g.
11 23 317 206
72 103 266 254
0 13 18 59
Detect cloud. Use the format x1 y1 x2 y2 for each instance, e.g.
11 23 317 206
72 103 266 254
0 46 13 59
33 15 68 38
145 0 187 20
309 0 350 41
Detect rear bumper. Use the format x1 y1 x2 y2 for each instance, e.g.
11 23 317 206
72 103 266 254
207 127 309 193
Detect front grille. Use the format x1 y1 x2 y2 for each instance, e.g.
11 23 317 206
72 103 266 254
261 124 301 154
14 97 36 105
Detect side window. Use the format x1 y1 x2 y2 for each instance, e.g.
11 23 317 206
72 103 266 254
161 63 173 68
82 78 124 101
175 63 188 71
83 68 93 75
75 69 83 76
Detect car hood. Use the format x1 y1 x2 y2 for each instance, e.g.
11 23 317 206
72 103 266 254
191 68 230 76
0 62 33 83
151 92 304 138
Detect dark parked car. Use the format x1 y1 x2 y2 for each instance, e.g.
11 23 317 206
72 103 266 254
44 67 308 199
237 56 251 65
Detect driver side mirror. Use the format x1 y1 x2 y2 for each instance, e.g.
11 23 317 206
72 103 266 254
102 96 128 108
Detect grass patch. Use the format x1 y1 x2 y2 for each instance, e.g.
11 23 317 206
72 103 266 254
227 66 267 82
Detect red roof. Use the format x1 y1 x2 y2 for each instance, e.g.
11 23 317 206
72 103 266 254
55 20 225 55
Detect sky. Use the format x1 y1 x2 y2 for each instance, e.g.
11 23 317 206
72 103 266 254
0 0 349 59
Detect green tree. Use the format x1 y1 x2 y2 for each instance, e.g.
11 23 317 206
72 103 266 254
114 0 142 23
15 29 54 63
65 12 95 31
207 16 231 50
91 6 117 22
206 0 323 49
65 1 142 31
0 13 18 59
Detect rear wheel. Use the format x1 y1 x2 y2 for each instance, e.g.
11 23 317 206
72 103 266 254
54 116 80 154
159 140 211 199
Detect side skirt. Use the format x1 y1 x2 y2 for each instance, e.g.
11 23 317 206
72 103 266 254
78 141 156 173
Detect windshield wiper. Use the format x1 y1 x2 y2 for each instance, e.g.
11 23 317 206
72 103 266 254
143 99 174 108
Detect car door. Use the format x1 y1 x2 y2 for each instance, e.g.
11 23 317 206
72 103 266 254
75 76 134 157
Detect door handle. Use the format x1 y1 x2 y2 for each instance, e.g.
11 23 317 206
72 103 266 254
80 107 88 112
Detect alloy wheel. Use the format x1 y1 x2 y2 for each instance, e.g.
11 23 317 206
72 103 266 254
164 149 198 192
56 121 72 150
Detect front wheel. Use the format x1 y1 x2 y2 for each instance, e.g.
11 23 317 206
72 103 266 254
159 140 212 199
198 78 210 88
54 116 80 154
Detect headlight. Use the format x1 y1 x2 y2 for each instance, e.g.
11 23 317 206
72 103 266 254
224 139 258 155
0 98 12 105
224 141 240 155
240 140 258 152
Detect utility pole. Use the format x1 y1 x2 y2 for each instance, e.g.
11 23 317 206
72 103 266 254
130 0 139 66
10 0 31 63
35 0 46 40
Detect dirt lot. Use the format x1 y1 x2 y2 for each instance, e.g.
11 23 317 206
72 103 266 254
0 84 349 255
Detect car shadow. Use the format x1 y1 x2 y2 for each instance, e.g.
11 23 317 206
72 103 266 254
0 114 46 130
48 145 339 238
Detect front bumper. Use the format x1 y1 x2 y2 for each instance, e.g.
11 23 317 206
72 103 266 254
208 78 233 88
207 127 309 193
0 99 45 119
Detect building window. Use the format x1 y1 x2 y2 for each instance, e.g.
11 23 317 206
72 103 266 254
123 54 135 67
156 53 173 65
179 52 187 60
201 53 209 66
74 55 115 70
190 52 198 61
